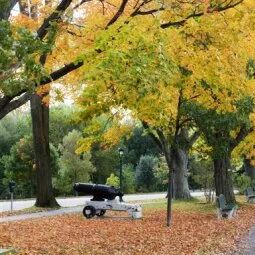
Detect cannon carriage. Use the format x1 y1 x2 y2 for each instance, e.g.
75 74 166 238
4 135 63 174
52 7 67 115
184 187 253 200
73 183 142 219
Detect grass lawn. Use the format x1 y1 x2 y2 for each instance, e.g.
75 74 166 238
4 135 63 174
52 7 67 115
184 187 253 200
1 196 255 254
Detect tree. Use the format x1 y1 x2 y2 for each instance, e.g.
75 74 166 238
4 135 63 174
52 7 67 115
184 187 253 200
125 127 161 167
232 172 255 194
122 164 136 194
1 135 36 198
135 155 158 192
0 0 246 117
0 0 249 219
1 135 59 198
0 111 31 158
1 0 87 207
0 111 31 198
55 130 95 195
187 97 254 203
190 158 215 203
154 156 168 192
90 145 120 184
49 106 82 147
243 159 255 180
75 1 255 225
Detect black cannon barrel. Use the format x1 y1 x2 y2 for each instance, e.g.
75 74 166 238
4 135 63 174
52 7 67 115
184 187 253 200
73 183 123 200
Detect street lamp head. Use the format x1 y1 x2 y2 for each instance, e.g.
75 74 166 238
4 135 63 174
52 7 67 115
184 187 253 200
118 148 124 157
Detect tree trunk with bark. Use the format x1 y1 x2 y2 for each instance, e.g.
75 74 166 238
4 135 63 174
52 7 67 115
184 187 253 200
214 155 235 204
170 147 191 199
149 126 197 200
244 158 255 180
0 0 19 20
30 94 59 207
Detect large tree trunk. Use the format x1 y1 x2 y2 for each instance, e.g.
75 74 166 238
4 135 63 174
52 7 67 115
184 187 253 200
20 0 58 208
214 156 235 204
0 0 19 20
244 158 255 180
30 94 58 207
171 147 191 199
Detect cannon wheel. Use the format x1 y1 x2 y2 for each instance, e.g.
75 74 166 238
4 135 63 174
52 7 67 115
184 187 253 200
96 209 106 217
83 206 96 219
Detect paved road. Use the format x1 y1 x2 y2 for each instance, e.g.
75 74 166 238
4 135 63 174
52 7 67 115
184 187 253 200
0 191 204 212
0 206 84 222
229 225 255 255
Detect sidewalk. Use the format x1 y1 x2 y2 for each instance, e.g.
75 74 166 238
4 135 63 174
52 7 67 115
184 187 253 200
0 192 168 212
230 225 255 255
0 199 165 223
0 206 83 223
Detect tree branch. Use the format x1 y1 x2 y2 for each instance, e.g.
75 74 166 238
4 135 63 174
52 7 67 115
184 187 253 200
131 0 164 18
131 0 152 16
156 128 172 163
73 0 92 10
37 0 73 39
40 60 84 85
106 0 129 27
161 0 244 29
188 130 201 148
230 126 254 152
0 92 31 119
178 117 194 129
142 121 163 151
0 59 84 119
132 7 164 16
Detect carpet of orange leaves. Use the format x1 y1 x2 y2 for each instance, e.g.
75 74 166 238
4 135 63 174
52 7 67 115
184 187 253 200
1 206 255 255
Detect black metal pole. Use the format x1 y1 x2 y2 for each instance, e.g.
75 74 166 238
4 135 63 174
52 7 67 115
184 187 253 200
119 155 123 202
10 192 13 212
166 170 173 227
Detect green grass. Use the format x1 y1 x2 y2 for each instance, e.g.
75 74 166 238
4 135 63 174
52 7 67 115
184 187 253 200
172 198 216 213
142 197 215 214
142 195 252 214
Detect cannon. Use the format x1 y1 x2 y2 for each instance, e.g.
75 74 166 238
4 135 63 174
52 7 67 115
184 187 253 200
73 183 142 219
73 183 123 201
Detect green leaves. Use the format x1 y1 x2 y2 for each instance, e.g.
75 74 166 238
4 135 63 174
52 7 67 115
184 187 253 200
0 21 54 95
185 96 254 159
246 59 255 80
80 17 179 127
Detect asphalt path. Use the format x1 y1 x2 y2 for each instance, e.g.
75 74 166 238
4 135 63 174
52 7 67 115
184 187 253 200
228 226 255 255
0 191 204 212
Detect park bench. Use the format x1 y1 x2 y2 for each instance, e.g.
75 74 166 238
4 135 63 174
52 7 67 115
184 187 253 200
246 187 255 203
216 194 237 219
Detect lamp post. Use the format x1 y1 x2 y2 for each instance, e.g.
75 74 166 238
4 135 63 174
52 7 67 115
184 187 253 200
118 148 124 202
9 180 15 212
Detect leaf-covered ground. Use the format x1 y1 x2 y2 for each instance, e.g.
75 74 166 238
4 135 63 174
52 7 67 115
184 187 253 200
1 203 255 255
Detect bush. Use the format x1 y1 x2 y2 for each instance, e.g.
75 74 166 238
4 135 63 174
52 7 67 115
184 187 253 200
135 155 158 192
189 158 214 203
233 173 255 194
123 165 135 194
106 173 120 188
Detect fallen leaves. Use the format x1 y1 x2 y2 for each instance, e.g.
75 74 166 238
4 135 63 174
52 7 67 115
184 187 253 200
1 206 255 254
